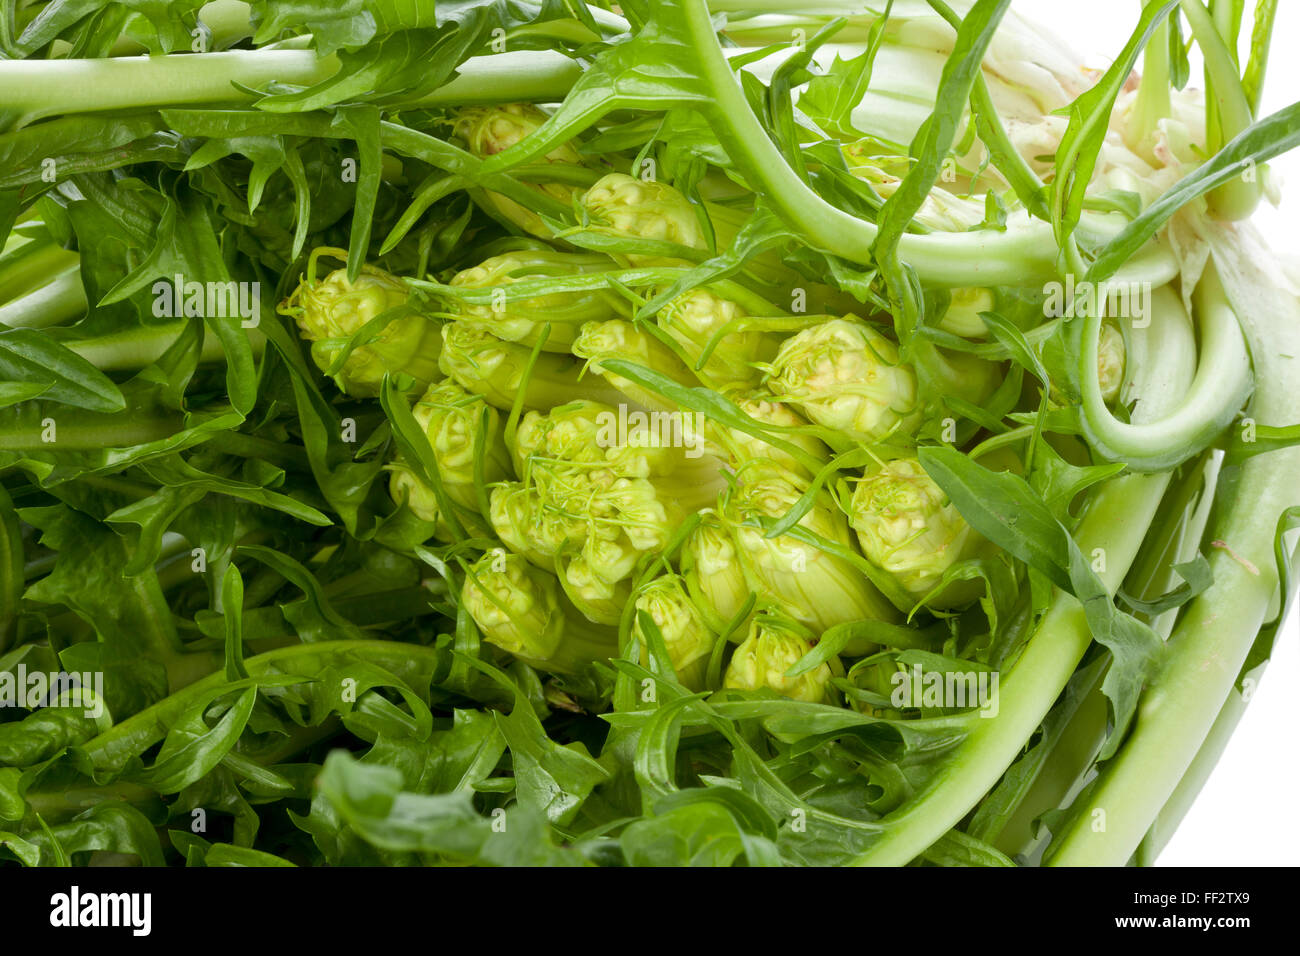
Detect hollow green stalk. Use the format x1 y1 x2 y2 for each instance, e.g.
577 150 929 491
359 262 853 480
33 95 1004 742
1133 678 1248 865
0 266 87 330
848 256 1199 864
1129 19 1172 161
670 0 1126 284
0 414 181 450
1047 229 1300 865
66 320 256 371
992 451 1219 862
0 50 582 130
1048 463 1294 864
1179 0 1261 218
1080 271 1249 472
853 468 1172 865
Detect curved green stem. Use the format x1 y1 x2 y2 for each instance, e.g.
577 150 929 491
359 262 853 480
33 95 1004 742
1080 267 1250 472
673 0 1121 285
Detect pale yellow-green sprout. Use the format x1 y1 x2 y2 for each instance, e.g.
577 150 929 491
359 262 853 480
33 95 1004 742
512 400 612 473
655 286 774 388
490 395 731 627
387 380 511 536
445 250 626 352
849 456 991 608
706 391 831 480
490 465 679 624
438 321 625 410
723 612 832 703
557 544 636 626
723 464 899 653
514 400 727 516
512 399 724 509
681 512 754 638
584 474 677 555
632 575 718 691
280 247 440 398
572 318 698 413
1048 320 1126 406
488 481 585 572
453 104 584 238
763 317 921 444
462 550 617 674
580 173 798 285
581 173 704 264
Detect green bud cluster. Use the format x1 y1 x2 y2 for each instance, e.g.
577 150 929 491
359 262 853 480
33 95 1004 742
454 104 585 238
491 400 728 625
723 611 832 703
763 318 921 444
445 250 627 351
388 380 511 538
280 247 440 398
849 456 989 607
462 550 617 674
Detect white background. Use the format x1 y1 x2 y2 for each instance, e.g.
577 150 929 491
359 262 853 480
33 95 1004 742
1014 0 1300 867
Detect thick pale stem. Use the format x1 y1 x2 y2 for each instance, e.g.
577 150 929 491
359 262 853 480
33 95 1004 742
0 417 180 450
1049 475 1288 863
1134 679 1249 864
853 470 1172 865
996 451 1220 862
1129 19 1172 161
67 321 263 370
0 50 582 130
0 243 80 304
1 51 337 128
1047 229 1300 866
0 266 86 329
849 267 1199 865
